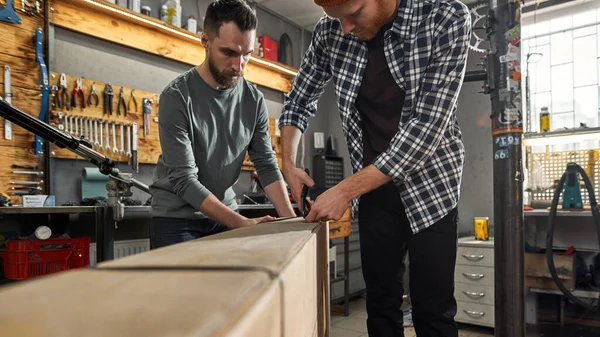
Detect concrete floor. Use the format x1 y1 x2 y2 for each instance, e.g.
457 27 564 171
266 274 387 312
329 296 494 337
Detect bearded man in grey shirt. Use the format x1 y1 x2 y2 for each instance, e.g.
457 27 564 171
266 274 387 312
149 0 295 249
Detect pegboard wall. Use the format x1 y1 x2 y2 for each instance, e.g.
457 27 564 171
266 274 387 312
528 149 598 204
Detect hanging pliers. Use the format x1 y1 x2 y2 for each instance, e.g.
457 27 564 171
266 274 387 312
57 73 70 111
71 77 86 109
127 89 138 115
87 82 99 107
104 82 114 115
117 86 127 116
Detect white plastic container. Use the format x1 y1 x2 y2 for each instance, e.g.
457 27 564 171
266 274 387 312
187 16 197 33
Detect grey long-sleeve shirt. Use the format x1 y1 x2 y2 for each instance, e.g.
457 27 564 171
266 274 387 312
149 67 282 219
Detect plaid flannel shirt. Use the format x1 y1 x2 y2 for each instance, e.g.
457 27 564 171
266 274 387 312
279 0 471 233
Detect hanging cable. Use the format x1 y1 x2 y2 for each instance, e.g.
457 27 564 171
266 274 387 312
546 162 600 312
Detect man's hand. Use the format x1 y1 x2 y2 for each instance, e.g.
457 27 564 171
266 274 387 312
305 184 350 223
282 165 314 207
233 215 277 228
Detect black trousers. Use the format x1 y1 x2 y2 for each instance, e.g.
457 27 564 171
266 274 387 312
358 182 459 337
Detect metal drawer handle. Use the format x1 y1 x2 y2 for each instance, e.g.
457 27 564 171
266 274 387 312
463 291 485 299
464 310 486 318
462 273 485 280
462 254 484 261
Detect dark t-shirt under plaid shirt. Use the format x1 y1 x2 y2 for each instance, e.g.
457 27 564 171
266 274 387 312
279 0 472 234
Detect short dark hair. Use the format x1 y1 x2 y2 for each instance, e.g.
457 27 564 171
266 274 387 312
204 0 258 39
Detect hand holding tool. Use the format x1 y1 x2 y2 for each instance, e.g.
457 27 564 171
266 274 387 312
132 122 139 172
142 98 151 137
301 168 312 218
103 83 113 115
58 73 70 111
87 82 99 107
117 87 127 116
71 77 85 109
128 89 138 115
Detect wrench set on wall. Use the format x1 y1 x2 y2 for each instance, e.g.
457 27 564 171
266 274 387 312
49 72 159 173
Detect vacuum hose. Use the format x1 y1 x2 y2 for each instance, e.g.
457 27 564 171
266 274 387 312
546 162 600 312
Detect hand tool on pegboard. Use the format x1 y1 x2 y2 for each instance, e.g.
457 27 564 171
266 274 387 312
4 65 12 140
117 87 127 116
142 98 151 137
126 123 132 161
11 181 43 186
12 171 44 176
20 0 41 16
0 0 22 24
57 73 70 111
12 164 38 170
34 28 49 156
132 122 139 172
71 77 86 109
119 122 125 155
104 120 111 151
87 82 99 107
104 83 113 115
128 89 138 115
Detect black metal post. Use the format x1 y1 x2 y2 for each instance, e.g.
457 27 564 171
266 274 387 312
487 1 525 336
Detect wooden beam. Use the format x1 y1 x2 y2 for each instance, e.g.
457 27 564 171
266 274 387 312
49 0 295 93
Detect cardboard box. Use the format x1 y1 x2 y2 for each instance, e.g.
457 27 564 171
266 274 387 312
22 195 55 207
524 252 575 291
0 218 329 337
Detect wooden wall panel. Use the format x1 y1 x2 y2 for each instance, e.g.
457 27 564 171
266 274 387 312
0 5 46 204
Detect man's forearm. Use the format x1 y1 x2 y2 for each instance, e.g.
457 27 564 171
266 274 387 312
198 194 246 229
280 126 303 169
338 165 392 201
263 179 296 217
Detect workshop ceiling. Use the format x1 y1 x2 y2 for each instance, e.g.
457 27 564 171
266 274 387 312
254 0 483 31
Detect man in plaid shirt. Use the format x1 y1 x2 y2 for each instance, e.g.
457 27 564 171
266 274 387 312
278 0 471 336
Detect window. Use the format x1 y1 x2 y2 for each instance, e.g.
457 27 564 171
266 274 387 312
523 7 600 146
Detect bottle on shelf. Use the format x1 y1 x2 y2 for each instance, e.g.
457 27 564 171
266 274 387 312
539 106 550 132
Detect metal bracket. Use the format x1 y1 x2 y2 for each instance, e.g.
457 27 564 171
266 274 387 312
34 28 49 156
0 0 22 24
3 65 12 139
20 0 40 16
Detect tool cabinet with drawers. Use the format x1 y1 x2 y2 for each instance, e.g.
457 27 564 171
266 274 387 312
455 236 495 328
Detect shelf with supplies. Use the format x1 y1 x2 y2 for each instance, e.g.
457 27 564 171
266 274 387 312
48 72 160 167
48 0 298 93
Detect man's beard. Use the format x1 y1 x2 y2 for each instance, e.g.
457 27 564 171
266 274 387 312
208 57 242 89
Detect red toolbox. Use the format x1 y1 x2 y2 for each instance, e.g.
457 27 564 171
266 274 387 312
259 35 279 62
0 237 90 280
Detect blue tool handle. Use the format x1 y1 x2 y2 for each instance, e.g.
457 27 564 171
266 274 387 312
34 28 49 156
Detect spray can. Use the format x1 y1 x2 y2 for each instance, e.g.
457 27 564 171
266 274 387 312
540 107 550 132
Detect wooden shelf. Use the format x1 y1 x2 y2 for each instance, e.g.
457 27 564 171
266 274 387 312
48 0 297 93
